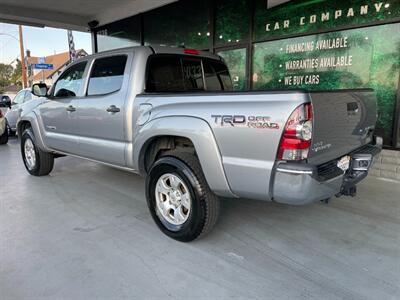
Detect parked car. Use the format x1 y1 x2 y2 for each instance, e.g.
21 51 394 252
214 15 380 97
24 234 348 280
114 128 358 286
0 108 9 145
18 46 382 242
5 89 38 136
0 94 11 116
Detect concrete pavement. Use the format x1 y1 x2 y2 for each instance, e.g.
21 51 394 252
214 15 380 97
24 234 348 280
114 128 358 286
1 137 399 299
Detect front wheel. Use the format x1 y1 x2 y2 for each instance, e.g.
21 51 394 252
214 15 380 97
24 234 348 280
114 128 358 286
146 152 220 242
21 128 54 176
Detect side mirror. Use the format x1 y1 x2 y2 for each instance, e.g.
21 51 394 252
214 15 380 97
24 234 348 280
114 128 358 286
32 83 48 97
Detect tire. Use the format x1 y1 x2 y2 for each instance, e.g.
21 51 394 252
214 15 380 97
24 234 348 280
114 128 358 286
6 122 15 137
146 151 220 242
0 126 8 145
21 128 54 176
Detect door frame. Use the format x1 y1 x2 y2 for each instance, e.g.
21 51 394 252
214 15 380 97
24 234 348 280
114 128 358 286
214 45 250 90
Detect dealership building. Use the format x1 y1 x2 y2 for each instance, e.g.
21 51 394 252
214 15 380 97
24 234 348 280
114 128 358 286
1 0 400 178
91 0 400 151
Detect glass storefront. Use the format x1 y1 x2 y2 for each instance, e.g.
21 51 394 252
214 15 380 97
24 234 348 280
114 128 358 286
218 48 247 91
96 16 141 52
94 0 400 148
143 1 210 50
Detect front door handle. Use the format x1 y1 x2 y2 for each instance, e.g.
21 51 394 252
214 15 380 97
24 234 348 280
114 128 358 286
106 105 120 114
66 105 76 112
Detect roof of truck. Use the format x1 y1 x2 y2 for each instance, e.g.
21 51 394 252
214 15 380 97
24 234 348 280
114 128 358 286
78 45 222 62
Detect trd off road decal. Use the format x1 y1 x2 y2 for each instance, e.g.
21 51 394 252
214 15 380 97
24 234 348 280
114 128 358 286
211 115 280 129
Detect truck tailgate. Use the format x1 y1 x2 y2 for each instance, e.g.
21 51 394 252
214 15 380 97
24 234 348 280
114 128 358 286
308 89 377 165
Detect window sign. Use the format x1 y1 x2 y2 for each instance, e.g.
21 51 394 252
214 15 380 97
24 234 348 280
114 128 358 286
253 23 400 145
254 0 400 41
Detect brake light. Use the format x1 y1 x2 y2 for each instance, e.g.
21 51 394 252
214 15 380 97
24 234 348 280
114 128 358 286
277 103 313 161
184 49 200 55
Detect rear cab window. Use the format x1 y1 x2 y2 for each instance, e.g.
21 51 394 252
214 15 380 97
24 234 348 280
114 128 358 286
145 54 233 93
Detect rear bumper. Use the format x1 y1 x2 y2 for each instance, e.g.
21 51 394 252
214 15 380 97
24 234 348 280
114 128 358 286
271 140 382 205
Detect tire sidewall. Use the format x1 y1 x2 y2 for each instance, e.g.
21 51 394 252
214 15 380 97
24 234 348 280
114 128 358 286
21 129 40 175
146 157 206 242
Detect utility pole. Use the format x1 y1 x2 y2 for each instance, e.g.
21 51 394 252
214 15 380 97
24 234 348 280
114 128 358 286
18 25 28 88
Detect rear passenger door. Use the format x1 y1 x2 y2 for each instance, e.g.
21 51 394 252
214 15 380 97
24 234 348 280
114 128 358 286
77 54 131 166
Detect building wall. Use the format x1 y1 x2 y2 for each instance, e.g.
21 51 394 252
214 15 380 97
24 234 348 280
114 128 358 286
93 0 400 150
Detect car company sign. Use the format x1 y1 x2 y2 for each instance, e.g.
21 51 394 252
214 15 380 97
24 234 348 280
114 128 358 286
254 0 400 41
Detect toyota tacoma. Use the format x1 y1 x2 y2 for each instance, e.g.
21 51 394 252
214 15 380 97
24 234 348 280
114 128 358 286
17 46 382 241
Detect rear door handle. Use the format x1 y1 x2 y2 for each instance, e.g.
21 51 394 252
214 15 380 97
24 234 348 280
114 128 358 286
66 105 76 112
106 105 120 114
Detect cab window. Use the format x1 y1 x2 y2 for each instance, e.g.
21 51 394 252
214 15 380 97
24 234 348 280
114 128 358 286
182 58 204 91
53 61 87 98
87 55 127 96
12 91 25 105
203 60 233 91
24 92 32 102
146 56 185 92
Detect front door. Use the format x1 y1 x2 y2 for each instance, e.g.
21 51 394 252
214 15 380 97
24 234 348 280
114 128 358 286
6 90 26 130
217 47 248 91
76 54 130 166
39 61 88 154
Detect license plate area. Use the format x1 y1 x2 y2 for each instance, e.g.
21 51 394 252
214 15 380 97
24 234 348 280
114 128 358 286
337 156 351 172
351 154 373 171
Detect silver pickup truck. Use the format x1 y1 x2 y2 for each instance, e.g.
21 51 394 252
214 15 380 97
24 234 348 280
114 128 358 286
19 46 382 241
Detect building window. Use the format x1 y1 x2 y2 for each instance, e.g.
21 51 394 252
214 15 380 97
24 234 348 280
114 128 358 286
252 23 400 146
218 48 247 91
215 0 250 47
96 16 141 52
143 0 210 50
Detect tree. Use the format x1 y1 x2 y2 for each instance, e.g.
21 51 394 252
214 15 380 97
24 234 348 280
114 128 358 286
11 59 22 87
0 63 14 93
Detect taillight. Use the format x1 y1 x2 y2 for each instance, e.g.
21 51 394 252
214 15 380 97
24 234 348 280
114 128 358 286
184 49 200 55
277 103 313 161
0 109 3 118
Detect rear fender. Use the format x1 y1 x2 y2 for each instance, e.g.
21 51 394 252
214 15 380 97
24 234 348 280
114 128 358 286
134 116 236 198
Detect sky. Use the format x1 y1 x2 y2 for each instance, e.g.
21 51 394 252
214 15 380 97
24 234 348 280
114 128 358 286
0 23 92 65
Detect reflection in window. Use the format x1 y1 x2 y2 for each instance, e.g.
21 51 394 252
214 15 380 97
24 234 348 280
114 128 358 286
182 59 204 91
146 56 185 92
218 48 247 91
12 91 25 104
203 60 233 91
53 62 87 98
97 16 141 52
88 56 127 96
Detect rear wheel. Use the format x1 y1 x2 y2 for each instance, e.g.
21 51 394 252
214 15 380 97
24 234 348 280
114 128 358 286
146 151 220 242
21 128 54 176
